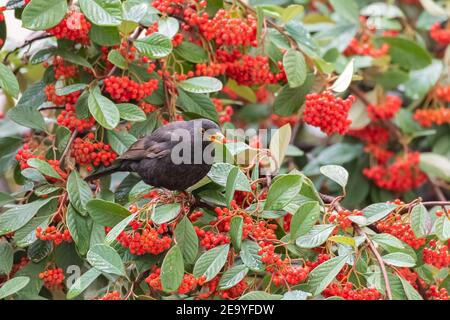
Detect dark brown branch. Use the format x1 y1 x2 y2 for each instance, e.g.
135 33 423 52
59 130 78 168
3 34 52 64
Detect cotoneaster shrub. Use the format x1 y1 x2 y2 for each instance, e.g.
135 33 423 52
0 0 449 301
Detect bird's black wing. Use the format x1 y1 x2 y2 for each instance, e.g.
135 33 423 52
118 128 175 161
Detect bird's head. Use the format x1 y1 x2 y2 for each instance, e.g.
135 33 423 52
195 119 226 144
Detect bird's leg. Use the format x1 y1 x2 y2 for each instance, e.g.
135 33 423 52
159 188 176 202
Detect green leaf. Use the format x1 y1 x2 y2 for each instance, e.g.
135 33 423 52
269 124 292 174
290 201 321 239
410 204 432 238
67 171 92 214
174 216 198 264
320 165 349 190
66 205 92 255
22 0 67 30
230 216 243 251
88 87 120 130
67 268 102 299
106 130 137 155
371 233 406 250
174 41 208 63
117 103 146 122
239 291 283 300
27 158 62 180
433 215 450 241
219 265 249 290
7 104 46 131
240 240 264 272
56 84 86 96
382 253 416 268
179 77 223 94
405 60 442 100
161 245 184 292
86 199 131 227
158 17 179 38
0 277 30 300
193 244 229 282
0 198 54 236
264 174 303 210
329 0 360 24
328 236 356 249
296 224 335 249
283 49 307 88
373 37 432 70
0 242 13 275
27 239 52 263
79 0 123 26
208 163 251 192
330 58 354 93
398 276 423 300
273 74 313 116
0 64 19 98
87 244 126 276
225 167 239 207
177 89 219 122
134 33 173 59
89 25 121 46
419 152 450 182
104 212 137 245
362 203 397 226
107 49 127 69
307 255 348 296
282 290 311 300
152 203 181 225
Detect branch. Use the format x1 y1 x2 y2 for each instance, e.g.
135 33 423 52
59 130 78 168
3 34 52 64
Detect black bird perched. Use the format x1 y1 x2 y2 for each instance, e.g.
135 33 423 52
85 119 225 191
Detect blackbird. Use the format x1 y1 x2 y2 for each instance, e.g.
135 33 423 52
85 119 225 190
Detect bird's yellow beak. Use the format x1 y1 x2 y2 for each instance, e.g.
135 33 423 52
209 131 226 144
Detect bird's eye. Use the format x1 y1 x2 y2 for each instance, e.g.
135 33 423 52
200 128 206 134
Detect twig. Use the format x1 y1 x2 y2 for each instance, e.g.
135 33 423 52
430 180 447 202
59 130 78 168
3 34 52 64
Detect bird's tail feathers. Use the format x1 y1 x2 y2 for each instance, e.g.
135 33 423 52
84 161 123 182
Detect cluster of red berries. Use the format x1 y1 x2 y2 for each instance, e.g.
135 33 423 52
364 144 394 165
217 50 285 86
329 209 363 229
188 210 204 223
426 285 449 300
344 38 390 58
39 268 65 290
376 214 426 249
397 268 420 289
47 11 91 44
199 10 257 47
45 84 80 106
430 23 450 45
347 124 390 144
413 107 450 127
303 91 355 136
138 102 157 113
367 95 402 121
178 274 198 295
272 265 309 286
100 291 122 300
103 76 159 102
212 99 234 124
344 17 390 58
323 282 383 300
16 146 67 181
363 152 427 193
71 134 117 170
35 226 72 245
195 63 227 77
117 224 171 256
57 104 96 132
50 57 78 80
145 268 162 291
435 85 450 102
423 240 450 269
195 228 230 250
